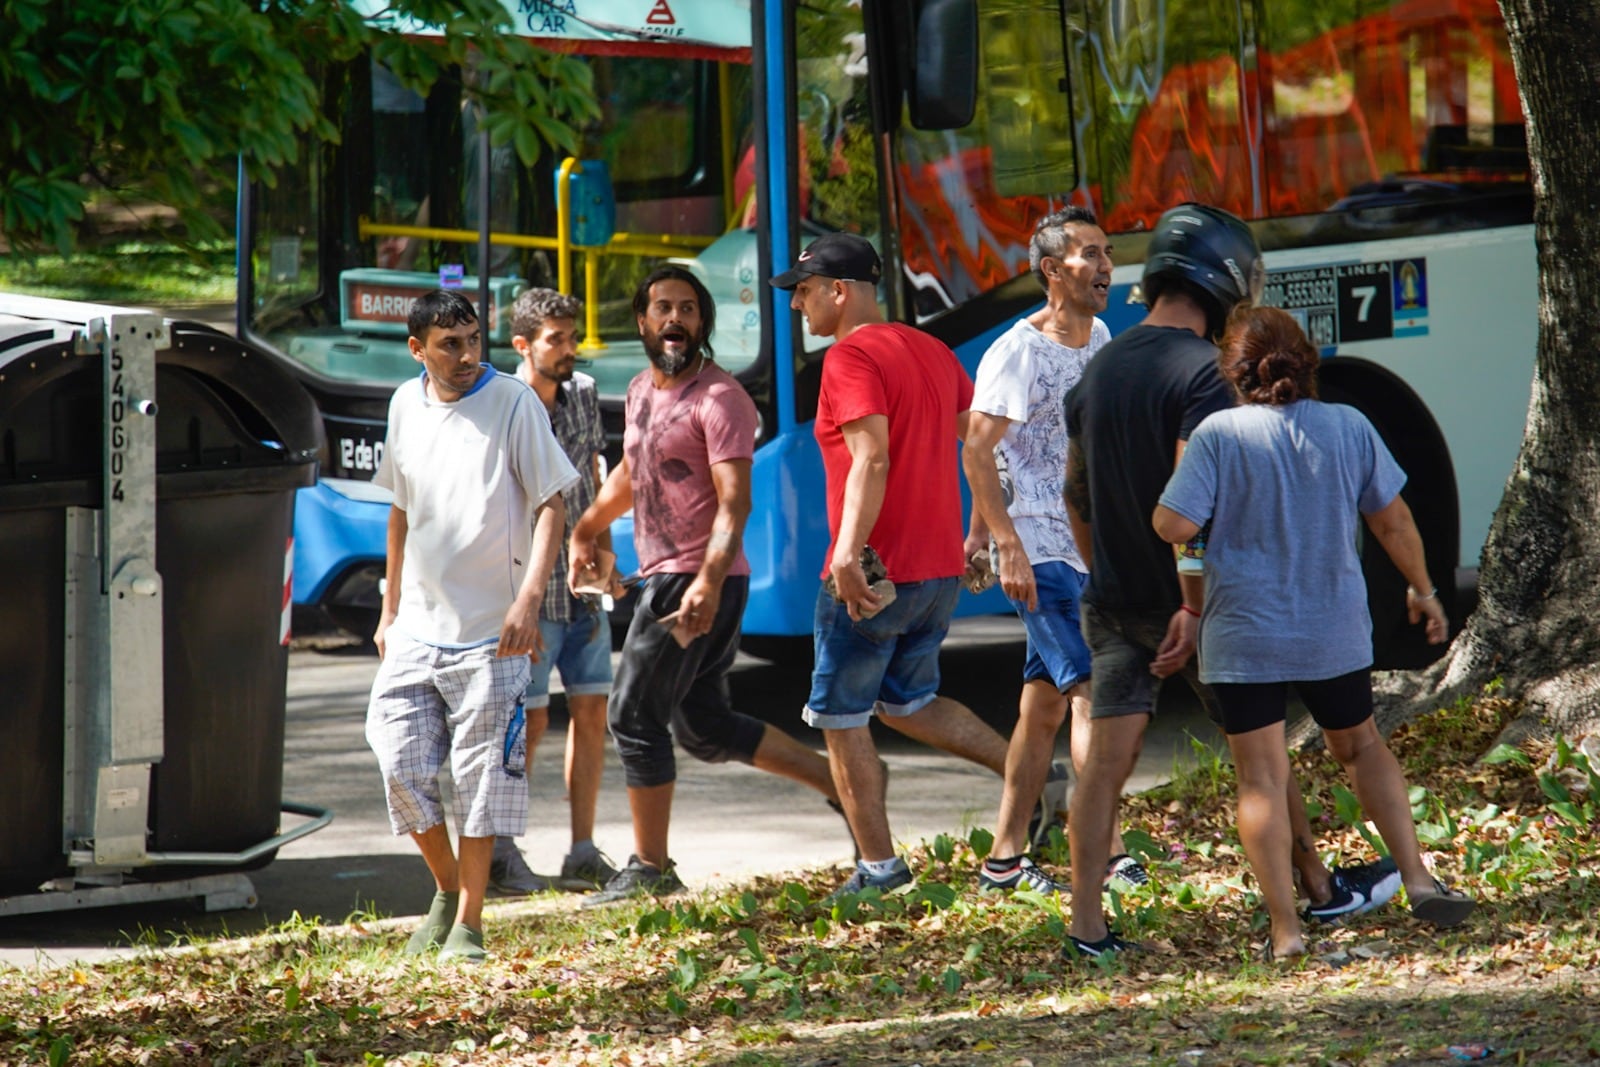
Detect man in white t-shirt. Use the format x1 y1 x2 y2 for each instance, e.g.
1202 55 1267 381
366 290 579 962
962 207 1143 895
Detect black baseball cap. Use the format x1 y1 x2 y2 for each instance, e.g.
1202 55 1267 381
769 233 882 290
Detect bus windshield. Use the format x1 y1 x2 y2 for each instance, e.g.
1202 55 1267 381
244 8 754 400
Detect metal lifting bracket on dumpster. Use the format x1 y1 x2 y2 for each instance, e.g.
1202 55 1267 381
61 314 168 868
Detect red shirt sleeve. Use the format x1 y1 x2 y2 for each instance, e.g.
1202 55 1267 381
820 341 888 426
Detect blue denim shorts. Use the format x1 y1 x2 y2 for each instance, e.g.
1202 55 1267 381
524 610 614 708
803 576 960 730
1012 561 1092 691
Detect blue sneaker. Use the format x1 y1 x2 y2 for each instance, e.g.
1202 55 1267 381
826 859 913 904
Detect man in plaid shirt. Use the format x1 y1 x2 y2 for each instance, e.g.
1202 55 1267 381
490 288 621 895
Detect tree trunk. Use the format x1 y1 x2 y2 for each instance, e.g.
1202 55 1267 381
1369 0 1600 748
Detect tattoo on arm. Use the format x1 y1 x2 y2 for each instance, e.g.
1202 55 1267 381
1064 441 1091 520
1294 834 1314 855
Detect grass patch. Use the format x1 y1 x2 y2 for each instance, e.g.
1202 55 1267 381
4 688 1599 1065
0 241 235 306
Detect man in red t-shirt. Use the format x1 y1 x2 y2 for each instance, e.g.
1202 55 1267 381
772 234 1013 901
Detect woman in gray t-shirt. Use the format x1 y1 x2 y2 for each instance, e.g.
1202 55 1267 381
1154 306 1473 961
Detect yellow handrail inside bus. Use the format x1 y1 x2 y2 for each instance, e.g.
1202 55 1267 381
556 156 580 298
357 207 715 354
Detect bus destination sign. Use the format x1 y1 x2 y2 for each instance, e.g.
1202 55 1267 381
1263 258 1429 348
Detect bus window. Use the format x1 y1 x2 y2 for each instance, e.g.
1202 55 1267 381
793 0 884 376
1080 0 1254 233
250 147 322 338
795 1 879 243
1258 0 1527 228
244 51 746 395
893 0 1076 317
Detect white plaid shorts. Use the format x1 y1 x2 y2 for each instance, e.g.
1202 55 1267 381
365 632 532 838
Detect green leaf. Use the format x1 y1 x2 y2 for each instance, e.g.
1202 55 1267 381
1331 783 1364 828
967 827 995 859
1483 743 1532 767
48 1038 72 1067
671 949 702 991
1539 773 1573 805
736 927 764 963
940 966 963 994
1120 828 1162 863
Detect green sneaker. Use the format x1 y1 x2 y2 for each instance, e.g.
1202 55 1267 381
437 922 487 963
403 890 458 955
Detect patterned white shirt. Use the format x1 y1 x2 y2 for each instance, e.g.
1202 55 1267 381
970 317 1110 571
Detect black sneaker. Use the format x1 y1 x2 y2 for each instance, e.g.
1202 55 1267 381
554 849 619 892
1104 853 1151 891
488 838 553 896
1063 930 1140 960
824 858 913 905
580 855 685 909
1026 760 1071 850
979 856 1068 895
1304 857 1402 924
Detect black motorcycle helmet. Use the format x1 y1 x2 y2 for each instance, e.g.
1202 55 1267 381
1140 203 1264 338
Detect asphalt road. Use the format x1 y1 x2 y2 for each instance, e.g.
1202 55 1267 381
0 617 1219 971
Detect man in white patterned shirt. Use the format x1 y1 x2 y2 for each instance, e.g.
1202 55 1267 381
489 288 622 897
961 208 1146 895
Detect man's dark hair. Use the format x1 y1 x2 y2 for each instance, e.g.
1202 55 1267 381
1143 274 1231 340
1029 206 1101 290
632 265 716 359
408 289 478 341
510 288 584 342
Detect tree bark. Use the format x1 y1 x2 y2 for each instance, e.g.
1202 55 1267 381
1367 1 1600 748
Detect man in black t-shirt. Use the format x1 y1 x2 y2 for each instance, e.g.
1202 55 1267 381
1061 204 1401 958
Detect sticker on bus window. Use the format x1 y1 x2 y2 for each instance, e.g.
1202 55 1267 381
1392 259 1430 338
1264 258 1429 347
439 264 465 289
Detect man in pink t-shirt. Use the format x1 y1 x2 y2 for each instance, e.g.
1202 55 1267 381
568 266 847 907
772 234 1015 902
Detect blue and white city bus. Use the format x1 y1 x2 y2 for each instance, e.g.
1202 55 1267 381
240 0 1530 666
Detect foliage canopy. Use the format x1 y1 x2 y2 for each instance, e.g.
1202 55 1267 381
0 0 600 251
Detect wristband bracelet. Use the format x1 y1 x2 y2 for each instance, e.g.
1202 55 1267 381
1179 603 1201 618
1407 585 1438 601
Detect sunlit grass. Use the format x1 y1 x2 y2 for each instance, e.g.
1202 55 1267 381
3 689 1598 1065
0 241 235 306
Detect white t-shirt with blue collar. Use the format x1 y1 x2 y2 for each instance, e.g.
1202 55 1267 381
374 364 579 647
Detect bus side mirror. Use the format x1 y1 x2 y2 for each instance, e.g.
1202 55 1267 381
907 0 978 130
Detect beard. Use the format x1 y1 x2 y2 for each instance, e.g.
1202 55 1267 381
642 325 703 377
536 360 576 384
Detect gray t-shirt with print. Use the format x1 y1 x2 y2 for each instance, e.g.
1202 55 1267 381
1158 399 1406 683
